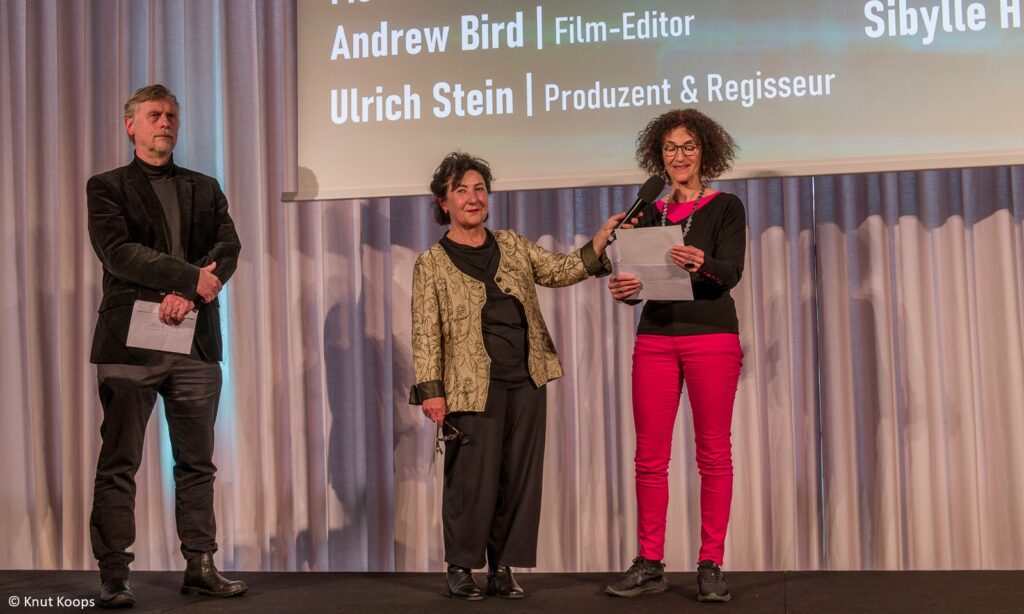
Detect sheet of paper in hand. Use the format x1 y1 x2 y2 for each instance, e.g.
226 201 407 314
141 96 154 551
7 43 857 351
125 300 197 354
609 226 694 301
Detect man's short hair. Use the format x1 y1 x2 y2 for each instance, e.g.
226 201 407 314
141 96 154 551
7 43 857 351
123 84 179 120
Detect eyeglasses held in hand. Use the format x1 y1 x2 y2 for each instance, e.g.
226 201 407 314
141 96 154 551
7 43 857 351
433 420 469 462
437 421 467 443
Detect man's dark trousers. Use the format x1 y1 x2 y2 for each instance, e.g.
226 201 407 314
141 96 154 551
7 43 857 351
90 353 221 582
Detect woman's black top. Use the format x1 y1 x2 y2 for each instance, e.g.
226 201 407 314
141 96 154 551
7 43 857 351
440 230 531 383
632 192 747 336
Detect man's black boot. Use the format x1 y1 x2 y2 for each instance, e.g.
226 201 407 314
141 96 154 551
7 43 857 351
181 553 248 597
98 578 135 608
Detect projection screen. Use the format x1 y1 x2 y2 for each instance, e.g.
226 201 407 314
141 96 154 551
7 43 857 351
293 0 1024 200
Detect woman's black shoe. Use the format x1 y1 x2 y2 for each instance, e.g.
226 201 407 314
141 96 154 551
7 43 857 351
487 565 524 599
605 556 668 597
696 560 731 602
446 565 485 600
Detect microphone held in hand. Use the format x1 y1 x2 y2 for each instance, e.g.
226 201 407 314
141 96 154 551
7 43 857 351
608 176 666 243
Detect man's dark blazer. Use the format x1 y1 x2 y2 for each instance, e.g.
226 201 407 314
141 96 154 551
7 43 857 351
87 156 241 365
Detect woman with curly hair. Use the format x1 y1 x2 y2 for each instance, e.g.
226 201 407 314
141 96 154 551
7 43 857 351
604 109 745 603
410 152 621 601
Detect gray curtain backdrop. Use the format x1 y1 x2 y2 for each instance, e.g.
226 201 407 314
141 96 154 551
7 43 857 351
2 1 1022 573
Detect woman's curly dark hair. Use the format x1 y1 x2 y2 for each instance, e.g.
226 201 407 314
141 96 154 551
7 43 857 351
635 109 737 183
429 152 494 225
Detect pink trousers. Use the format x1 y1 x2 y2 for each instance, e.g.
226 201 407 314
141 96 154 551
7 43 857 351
631 333 742 565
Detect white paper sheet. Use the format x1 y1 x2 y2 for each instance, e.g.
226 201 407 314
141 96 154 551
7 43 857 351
609 226 693 301
125 300 196 355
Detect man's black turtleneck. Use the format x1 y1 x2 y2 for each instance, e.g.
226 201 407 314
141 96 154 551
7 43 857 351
137 155 183 260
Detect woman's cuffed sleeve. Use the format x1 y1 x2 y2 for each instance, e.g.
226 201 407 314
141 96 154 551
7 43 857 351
410 253 445 405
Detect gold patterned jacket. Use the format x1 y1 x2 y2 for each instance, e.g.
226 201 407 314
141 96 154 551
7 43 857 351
409 229 610 413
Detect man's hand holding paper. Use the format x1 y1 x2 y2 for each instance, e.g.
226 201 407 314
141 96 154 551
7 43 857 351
126 300 197 355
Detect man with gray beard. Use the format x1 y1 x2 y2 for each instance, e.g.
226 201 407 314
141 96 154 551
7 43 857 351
86 84 244 608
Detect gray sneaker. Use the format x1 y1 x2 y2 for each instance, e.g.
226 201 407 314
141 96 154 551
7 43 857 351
696 559 731 602
605 556 668 597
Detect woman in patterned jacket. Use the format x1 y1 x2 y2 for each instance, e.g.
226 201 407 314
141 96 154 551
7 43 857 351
410 151 620 601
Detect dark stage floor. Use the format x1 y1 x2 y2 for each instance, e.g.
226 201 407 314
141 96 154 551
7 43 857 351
2 569 1021 613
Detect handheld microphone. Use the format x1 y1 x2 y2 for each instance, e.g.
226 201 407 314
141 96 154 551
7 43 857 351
608 176 666 244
